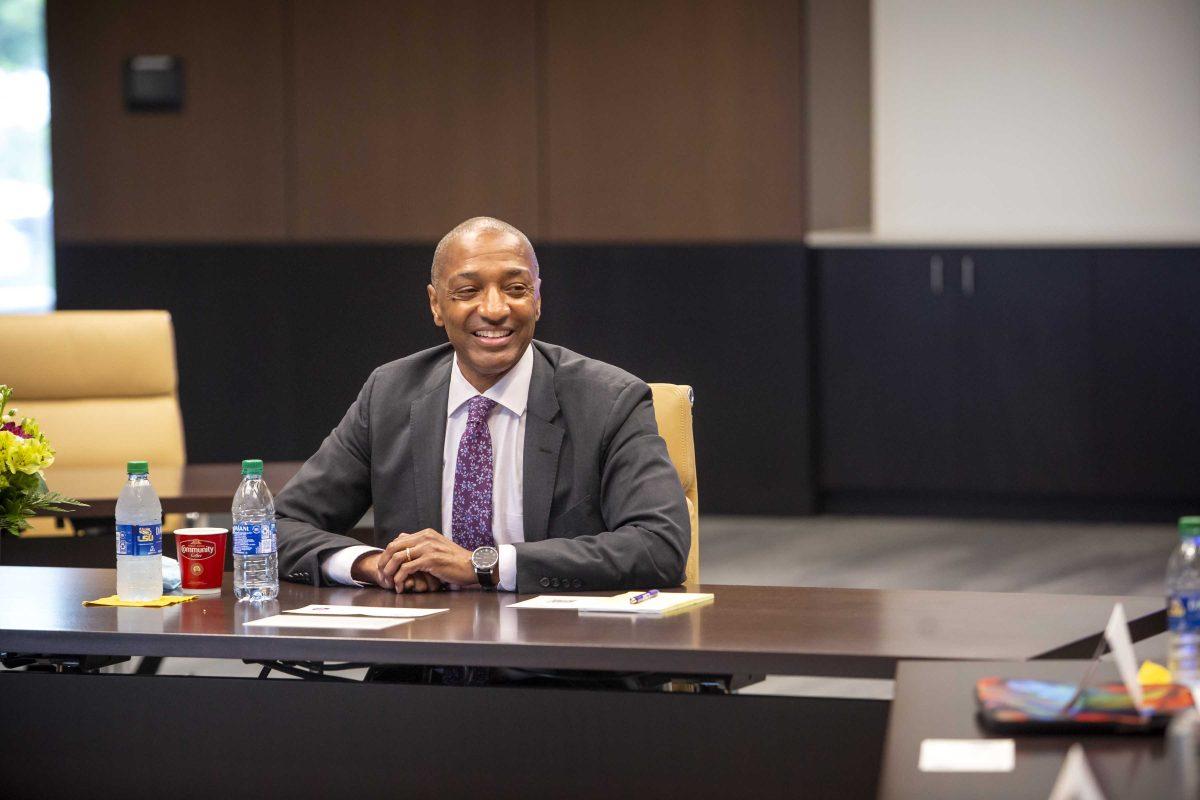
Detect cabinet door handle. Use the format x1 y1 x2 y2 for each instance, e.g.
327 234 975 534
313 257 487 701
961 256 975 297
930 256 944 295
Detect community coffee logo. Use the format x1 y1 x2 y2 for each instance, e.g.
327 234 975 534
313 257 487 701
179 539 217 560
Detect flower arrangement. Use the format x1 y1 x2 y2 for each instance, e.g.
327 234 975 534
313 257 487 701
0 385 85 535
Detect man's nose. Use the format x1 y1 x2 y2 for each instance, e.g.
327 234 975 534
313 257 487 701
478 286 509 320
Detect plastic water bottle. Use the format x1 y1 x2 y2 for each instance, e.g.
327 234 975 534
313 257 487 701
232 459 278 601
1167 516 1200 686
115 460 163 602
1169 707 1200 799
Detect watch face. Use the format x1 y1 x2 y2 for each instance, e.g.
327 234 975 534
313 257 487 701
471 546 499 570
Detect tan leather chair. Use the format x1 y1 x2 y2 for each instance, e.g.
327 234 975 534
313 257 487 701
648 383 699 585
0 310 187 536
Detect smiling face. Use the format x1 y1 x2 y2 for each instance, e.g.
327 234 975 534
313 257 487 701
427 228 541 392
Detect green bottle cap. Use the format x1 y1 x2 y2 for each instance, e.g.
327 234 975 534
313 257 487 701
126 460 149 475
241 459 264 476
1181 517 1200 538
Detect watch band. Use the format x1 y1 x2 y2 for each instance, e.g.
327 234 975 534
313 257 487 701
476 563 499 588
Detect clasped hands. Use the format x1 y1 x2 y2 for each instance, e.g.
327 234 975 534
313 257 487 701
351 529 478 593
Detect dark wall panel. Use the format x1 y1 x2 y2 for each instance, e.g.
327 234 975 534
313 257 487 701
544 0 805 241
49 0 806 246
536 244 813 514
48 0 288 241
290 0 540 239
56 243 814 516
55 244 441 469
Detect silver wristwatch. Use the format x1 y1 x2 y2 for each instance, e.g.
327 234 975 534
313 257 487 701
472 546 499 589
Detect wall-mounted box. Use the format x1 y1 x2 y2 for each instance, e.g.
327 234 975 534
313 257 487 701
123 55 183 112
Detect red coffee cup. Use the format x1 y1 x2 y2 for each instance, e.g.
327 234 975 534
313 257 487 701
174 527 228 595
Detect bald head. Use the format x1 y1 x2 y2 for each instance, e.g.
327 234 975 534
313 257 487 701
431 216 539 289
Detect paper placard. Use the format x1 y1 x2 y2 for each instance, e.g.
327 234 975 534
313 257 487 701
1047 743 1106 800
243 614 412 631
285 604 447 619
1104 602 1145 712
918 739 1015 773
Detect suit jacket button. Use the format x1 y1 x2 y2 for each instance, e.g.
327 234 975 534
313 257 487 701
540 577 550 588
572 579 582 589
550 578 560 588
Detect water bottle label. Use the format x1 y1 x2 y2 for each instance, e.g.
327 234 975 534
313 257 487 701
233 521 277 556
116 524 162 556
1169 591 1200 632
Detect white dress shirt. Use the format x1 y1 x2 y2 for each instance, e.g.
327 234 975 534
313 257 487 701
321 346 532 590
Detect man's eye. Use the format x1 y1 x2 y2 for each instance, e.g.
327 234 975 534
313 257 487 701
506 285 530 296
451 287 478 298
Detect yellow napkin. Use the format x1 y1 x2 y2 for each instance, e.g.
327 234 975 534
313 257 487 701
1137 660 1173 685
83 594 197 608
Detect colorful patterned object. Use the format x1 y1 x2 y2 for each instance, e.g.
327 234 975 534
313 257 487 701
975 676 1194 733
0 384 85 535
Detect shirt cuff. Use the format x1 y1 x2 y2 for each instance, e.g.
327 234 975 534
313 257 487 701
321 545 382 586
498 544 517 592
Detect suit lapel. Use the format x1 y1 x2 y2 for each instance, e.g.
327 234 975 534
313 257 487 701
522 346 562 543
410 360 451 532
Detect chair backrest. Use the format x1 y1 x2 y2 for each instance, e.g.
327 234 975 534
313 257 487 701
647 383 699 585
0 311 186 469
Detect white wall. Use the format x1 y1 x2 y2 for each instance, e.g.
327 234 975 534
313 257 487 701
873 0 1200 239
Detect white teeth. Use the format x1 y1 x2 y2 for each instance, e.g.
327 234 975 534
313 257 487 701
474 330 511 338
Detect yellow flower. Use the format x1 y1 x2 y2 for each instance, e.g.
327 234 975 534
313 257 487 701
0 430 18 473
2 432 53 475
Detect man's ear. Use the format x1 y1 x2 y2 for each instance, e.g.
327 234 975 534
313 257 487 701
427 284 444 327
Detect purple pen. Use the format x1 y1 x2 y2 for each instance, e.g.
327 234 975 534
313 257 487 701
629 589 660 604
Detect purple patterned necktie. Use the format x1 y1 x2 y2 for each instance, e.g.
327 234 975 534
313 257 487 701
451 396 499 551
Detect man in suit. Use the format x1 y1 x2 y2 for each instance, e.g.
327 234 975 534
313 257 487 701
276 216 690 593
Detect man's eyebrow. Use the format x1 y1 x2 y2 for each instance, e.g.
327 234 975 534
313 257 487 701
449 267 533 282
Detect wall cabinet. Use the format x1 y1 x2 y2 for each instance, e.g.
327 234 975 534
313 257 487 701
1092 249 1200 497
818 248 1094 496
818 246 1200 508
953 250 1094 494
818 248 958 490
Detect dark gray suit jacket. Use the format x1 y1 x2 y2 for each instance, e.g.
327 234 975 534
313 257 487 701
275 340 690 592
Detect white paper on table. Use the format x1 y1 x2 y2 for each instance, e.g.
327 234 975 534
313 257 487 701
917 739 1015 773
1103 602 1145 712
507 596 597 610
285 604 447 619
243 614 413 631
508 593 714 615
1047 743 1107 800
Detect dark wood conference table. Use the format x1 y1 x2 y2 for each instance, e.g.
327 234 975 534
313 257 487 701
44 460 306 517
0 567 1166 677
0 566 1166 799
880 660 1179 799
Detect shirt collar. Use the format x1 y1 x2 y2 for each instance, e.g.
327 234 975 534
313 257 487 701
447 344 534 418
